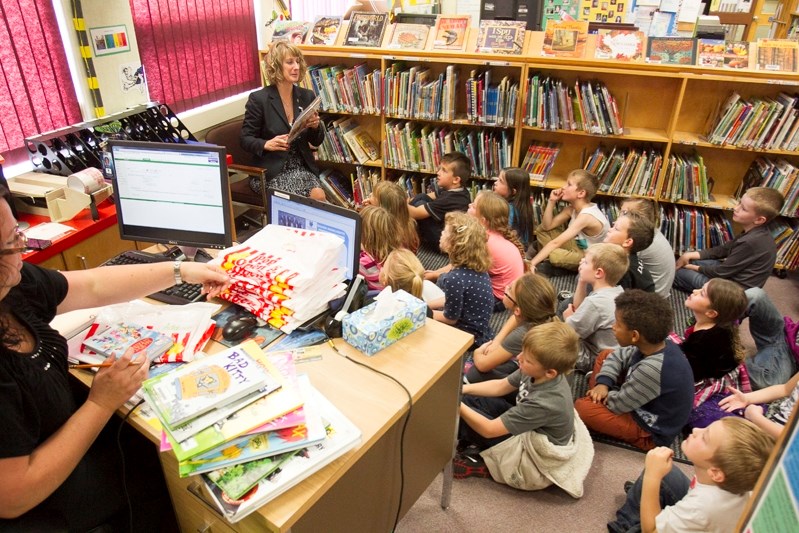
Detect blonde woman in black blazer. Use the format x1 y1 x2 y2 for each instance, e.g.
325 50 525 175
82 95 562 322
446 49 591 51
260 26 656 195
240 42 325 201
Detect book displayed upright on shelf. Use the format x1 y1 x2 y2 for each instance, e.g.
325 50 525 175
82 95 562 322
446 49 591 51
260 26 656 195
646 37 696 65
142 341 281 429
271 21 312 44
756 39 798 72
696 39 726 68
430 14 470 51
306 16 342 46
387 22 430 50
475 20 526 55
724 41 752 69
82 322 174 362
343 12 389 47
593 29 645 61
541 19 589 58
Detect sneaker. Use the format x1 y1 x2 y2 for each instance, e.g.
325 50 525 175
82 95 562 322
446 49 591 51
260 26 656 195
558 290 573 302
452 452 491 479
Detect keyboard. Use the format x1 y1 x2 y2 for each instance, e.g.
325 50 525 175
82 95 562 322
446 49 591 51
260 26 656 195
102 250 205 305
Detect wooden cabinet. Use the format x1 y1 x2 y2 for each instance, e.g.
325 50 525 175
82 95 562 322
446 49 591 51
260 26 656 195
60 224 135 270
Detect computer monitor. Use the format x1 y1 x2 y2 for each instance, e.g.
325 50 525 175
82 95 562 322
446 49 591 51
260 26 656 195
266 188 361 282
108 140 234 250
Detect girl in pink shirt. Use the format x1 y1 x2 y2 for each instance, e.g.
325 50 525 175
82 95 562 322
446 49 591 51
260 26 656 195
359 206 402 291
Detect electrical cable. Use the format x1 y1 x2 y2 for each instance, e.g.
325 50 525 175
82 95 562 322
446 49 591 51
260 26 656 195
324 337 413 533
117 398 145 533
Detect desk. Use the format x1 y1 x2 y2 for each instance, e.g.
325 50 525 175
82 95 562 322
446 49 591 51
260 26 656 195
73 319 472 532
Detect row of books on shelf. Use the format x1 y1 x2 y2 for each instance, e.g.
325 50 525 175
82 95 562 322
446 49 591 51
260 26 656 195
524 76 623 135
659 153 711 205
382 121 512 179
317 116 380 165
772 219 799 270
705 92 799 152
740 158 799 218
465 70 519 127
520 142 561 183
384 64 459 122
584 144 663 198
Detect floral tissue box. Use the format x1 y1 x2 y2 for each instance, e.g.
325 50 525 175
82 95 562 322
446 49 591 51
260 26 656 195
342 289 427 356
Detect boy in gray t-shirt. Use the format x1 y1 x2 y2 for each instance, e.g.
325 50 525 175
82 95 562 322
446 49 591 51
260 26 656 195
454 322 580 479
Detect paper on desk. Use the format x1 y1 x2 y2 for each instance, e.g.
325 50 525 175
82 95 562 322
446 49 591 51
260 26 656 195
24 222 75 241
50 307 101 340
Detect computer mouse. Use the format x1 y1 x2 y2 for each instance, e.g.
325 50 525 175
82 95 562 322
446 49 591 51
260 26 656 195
222 315 258 342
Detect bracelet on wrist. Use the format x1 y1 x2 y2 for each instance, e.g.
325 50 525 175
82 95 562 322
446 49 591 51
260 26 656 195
173 260 184 285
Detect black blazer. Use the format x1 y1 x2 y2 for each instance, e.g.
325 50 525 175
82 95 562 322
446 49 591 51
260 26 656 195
239 85 325 178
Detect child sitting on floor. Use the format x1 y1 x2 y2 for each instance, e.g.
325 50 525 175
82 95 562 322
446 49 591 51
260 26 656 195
682 279 751 429
363 180 419 252
608 417 774 533
603 211 656 292
455 322 594 498
426 191 526 311
493 167 535 249
562 243 628 372
620 198 675 299
467 273 558 383
575 290 694 451
720 370 799 439
358 206 402 291
378 248 439 317
432 212 494 348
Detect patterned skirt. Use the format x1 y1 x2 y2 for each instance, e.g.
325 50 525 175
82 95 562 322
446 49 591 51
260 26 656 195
249 146 320 196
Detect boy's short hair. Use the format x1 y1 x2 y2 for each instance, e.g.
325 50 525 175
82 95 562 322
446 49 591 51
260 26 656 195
621 198 658 225
744 187 785 223
711 417 775 495
441 152 472 187
520 321 580 375
568 169 599 200
587 243 629 286
622 213 655 254
614 289 673 344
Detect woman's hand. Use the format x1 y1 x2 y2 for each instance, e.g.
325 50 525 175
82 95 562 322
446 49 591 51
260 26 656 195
88 353 150 413
265 134 290 152
180 262 231 299
305 112 321 130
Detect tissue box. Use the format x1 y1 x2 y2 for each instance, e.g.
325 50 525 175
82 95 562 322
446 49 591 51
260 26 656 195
342 290 427 356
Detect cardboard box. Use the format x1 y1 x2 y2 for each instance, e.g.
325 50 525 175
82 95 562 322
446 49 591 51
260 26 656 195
342 290 427 356
8 171 112 222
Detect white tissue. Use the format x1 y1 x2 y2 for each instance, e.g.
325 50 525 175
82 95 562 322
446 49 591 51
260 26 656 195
369 286 404 322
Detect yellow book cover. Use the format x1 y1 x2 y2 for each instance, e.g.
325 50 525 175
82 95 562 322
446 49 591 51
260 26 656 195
542 19 589 58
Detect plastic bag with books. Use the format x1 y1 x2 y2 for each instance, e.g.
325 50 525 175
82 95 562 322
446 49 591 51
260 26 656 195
213 225 347 333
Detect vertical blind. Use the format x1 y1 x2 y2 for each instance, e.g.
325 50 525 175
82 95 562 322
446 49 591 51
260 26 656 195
130 0 260 113
0 0 82 155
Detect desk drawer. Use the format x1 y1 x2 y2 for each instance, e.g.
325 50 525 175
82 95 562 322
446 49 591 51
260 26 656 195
63 224 133 269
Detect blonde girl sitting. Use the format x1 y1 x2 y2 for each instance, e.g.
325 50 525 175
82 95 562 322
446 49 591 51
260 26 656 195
359 206 402 291
364 180 419 252
379 248 440 318
467 273 559 384
433 212 494 348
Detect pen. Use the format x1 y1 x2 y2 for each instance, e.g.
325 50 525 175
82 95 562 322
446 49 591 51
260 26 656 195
69 361 148 369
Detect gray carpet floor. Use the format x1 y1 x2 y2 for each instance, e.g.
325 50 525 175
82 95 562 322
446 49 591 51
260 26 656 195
416 244 692 462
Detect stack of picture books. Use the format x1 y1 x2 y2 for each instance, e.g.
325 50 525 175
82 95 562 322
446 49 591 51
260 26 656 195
659 153 711 204
318 168 356 208
520 141 561 183
739 158 799 218
705 92 799 151
82 322 174 362
584 144 664 197
658 204 734 255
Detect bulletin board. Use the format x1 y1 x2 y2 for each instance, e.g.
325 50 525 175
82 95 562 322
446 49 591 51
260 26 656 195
737 406 799 531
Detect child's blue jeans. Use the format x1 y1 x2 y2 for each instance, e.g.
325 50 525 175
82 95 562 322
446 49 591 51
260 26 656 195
608 465 691 533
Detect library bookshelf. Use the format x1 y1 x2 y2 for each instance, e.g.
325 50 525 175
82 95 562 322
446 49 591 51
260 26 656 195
259 34 799 270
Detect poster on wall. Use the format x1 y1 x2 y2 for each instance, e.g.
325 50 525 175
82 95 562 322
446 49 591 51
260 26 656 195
119 62 145 94
89 25 130 57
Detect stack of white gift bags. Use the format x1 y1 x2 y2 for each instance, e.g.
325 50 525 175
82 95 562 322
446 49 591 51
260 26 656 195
213 225 347 332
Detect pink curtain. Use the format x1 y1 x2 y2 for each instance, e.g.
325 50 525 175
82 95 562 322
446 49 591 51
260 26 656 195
0 0 82 155
130 0 260 113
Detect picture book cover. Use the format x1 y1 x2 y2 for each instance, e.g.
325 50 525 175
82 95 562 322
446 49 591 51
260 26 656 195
206 450 298 501
430 14 470 51
82 322 173 362
646 37 696 65
343 11 389 47
211 305 281 350
756 39 798 72
179 376 326 478
542 19 589 58
723 41 751 69
593 29 645 61
306 16 342 46
202 387 362 523
165 350 303 462
142 340 279 428
475 20 526 55
387 22 430 50
696 39 726 68
271 20 312 45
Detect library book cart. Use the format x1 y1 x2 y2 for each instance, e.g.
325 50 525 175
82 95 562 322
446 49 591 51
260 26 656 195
269 31 799 274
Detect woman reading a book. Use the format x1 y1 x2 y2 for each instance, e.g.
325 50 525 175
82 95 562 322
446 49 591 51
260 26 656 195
0 187 230 530
240 41 326 201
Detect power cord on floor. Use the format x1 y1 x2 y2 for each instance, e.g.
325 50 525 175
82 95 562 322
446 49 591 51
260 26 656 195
117 398 145 533
325 337 412 533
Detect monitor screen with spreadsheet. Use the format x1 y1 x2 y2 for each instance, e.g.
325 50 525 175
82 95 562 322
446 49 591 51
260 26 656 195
108 140 233 249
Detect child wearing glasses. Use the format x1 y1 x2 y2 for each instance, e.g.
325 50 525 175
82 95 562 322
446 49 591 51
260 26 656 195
431 212 494 349
467 273 559 384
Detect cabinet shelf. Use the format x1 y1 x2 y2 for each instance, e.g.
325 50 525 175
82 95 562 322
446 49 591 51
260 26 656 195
522 125 669 143
673 131 799 155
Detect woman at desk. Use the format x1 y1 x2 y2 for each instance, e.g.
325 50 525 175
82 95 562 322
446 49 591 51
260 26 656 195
0 187 230 530
240 41 326 201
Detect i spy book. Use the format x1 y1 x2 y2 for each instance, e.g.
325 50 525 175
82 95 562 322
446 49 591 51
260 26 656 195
475 20 526 55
